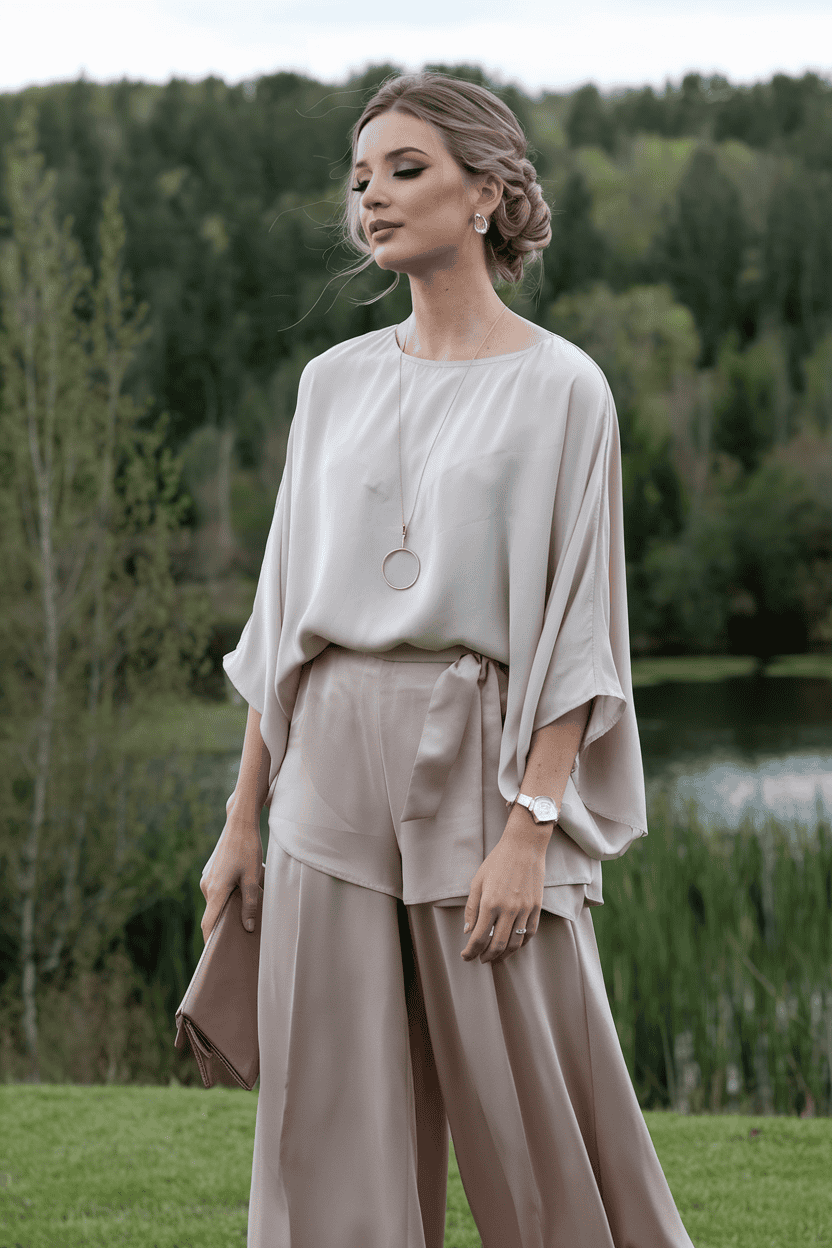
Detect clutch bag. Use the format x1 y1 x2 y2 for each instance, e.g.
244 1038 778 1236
174 861 265 1090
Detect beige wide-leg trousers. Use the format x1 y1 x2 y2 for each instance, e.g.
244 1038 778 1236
247 647 695 1248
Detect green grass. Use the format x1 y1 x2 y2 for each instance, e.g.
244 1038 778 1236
630 652 832 686
1 1087 831 1247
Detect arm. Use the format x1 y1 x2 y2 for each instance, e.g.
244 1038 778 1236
225 704 272 825
200 704 273 942
504 701 591 850
461 701 591 965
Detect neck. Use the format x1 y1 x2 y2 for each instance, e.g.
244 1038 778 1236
403 260 508 361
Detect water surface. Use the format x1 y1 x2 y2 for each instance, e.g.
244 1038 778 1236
635 675 832 828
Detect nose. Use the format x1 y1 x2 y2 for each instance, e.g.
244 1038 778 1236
362 184 389 212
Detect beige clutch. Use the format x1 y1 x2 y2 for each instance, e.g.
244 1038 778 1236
174 862 265 1090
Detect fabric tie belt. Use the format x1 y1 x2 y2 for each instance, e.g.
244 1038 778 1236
381 645 611 864
381 649 509 833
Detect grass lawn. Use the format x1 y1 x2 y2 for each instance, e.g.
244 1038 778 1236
1 1086 831 1247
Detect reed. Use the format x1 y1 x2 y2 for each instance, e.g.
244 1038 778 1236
593 797 832 1116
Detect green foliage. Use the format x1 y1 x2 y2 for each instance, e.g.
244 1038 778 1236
547 171 608 297
799 330 832 434
594 803 832 1119
642 460 832 659
565 83 618 153
573 134 697 260
762 166 832 351
649 147 747 365
545 281 695 566
0 66 830 657
546 280 700 441
0 107 213 1078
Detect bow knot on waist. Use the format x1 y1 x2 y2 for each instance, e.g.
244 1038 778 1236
400 651 507 824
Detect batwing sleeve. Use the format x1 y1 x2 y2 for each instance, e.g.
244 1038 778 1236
220 413 300 811
503 358 648 861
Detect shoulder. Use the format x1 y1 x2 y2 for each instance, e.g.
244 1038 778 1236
536 332 612 404
299 326 392 389
523 333 616 445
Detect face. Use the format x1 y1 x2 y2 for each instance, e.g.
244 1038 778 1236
351 110 501 280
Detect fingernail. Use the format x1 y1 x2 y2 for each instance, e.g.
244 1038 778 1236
245 919 255 931
463 922 470 933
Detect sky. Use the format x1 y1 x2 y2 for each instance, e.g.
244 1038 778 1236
3 0 831 97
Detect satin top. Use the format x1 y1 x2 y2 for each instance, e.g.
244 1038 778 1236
222 323 648 911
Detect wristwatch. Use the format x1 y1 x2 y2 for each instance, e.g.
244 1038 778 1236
512 792 559 825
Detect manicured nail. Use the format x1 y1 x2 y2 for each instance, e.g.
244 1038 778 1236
463 922 470 933
245 919 255 931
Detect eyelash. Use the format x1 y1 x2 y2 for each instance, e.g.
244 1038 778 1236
351 168 424 193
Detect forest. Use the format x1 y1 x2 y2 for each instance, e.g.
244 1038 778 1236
1 62 830 668
1 63 831 1096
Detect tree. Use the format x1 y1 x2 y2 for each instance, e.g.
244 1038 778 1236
0 108 210 1079
711 329 793 474
649 147 747 366
566 84 617 153
762 167 832 355
544 281 696 586
547 171 608 298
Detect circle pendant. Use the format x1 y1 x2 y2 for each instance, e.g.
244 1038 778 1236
382 546 420 590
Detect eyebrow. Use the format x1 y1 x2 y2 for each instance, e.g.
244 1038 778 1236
354 146 430 172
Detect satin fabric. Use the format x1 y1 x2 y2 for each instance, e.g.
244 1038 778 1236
247 837 697 1248
265 643 600 920
222 326 649 917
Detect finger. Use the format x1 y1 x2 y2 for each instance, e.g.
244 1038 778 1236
491 912 531 964
240 883 260 932
462 878 482 938
479 915 517 965
461 907 498 961
200 886 231 944
521 905 541 947
201 902 217 945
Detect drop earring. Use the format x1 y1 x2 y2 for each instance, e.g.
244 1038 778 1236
473 213 489 235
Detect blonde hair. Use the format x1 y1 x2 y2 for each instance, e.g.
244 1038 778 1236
336 70 552 304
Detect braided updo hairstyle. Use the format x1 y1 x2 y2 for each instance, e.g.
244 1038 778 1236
340 71 552 297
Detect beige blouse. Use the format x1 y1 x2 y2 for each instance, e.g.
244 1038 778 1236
222 324 648 919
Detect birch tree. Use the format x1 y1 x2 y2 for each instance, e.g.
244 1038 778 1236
0 107 210 1080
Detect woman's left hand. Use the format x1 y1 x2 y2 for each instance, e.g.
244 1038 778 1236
460 807 548 965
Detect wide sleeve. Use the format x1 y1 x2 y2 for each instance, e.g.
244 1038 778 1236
221 417 297 799
501 359 648 860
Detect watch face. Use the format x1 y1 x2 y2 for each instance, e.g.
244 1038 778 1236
533 797 558 823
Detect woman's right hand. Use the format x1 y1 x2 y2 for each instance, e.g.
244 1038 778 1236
200 810 263 944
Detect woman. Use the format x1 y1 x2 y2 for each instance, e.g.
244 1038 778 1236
200 71 696 1248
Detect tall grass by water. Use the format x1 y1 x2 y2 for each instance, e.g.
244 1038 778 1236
593 798 832 1117
1 681 830 1113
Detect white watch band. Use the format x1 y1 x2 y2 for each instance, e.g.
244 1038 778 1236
513 792 559 825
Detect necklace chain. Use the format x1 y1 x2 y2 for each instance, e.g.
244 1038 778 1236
395 304 510 549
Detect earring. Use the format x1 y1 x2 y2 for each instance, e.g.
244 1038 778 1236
473 213 489 235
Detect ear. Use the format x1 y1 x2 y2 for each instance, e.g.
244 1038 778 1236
475 173 504 218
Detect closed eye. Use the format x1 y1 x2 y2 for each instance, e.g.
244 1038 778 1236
351 168 425 193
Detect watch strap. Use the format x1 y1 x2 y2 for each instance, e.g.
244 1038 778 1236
512 791 559 824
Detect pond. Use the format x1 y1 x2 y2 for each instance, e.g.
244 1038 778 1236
196 673 832 837
635 674 832 829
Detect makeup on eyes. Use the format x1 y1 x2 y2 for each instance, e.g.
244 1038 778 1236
351 167 425 193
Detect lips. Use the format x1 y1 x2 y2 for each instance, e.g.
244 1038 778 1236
370 221 401 235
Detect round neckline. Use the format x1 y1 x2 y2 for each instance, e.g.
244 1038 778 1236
390 323 550 367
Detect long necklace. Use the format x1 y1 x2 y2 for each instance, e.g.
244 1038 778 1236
381 303 510 590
